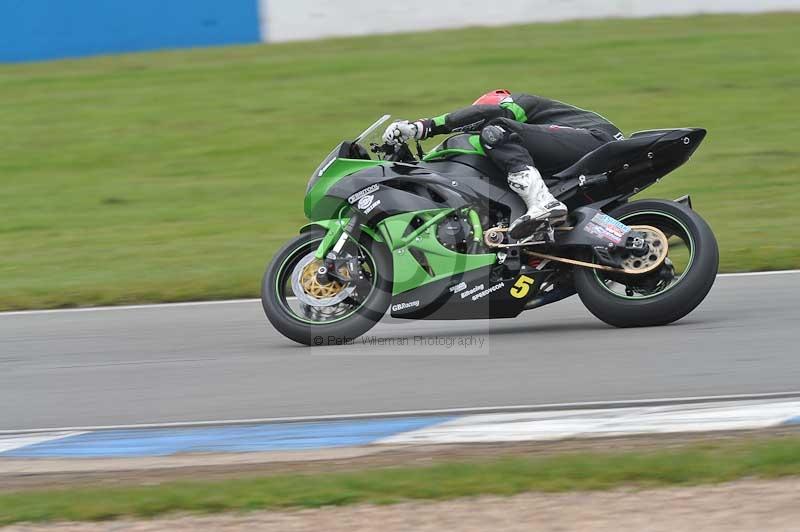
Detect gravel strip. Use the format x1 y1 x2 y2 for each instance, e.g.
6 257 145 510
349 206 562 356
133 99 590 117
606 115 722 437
5 478 800 531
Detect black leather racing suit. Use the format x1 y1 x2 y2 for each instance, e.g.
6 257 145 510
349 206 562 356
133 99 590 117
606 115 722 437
420 93 624 175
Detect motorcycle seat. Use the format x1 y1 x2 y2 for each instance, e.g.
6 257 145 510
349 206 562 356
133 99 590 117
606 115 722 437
553 128 701 179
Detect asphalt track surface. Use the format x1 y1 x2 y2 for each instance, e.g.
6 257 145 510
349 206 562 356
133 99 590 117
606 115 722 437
1 272 798 432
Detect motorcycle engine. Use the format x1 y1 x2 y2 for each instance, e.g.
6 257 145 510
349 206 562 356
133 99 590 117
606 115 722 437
436 213 474 253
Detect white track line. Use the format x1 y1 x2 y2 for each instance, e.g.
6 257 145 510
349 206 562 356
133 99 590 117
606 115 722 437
1 270 798 317
3 391 800 436
0 298 260 317
716 270 800 278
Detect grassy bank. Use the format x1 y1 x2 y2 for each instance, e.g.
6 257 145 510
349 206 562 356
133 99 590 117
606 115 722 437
2 436 800 525
1 13 798 310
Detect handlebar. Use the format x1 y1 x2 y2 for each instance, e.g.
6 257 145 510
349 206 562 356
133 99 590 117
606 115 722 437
369 141 420 163
370 142 396 155
370 142 403 162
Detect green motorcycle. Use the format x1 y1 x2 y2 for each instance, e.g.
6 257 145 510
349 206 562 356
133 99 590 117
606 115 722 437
262 116 718 345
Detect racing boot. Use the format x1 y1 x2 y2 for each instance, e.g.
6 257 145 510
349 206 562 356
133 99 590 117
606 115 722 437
507 166 567 240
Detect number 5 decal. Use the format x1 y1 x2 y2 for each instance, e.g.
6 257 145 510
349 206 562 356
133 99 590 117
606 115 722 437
510 275 535 299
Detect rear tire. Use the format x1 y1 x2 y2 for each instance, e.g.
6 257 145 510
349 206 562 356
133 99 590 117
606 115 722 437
574 200 718 327
261 230 392 346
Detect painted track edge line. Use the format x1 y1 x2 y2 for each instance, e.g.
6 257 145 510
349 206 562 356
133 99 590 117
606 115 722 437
717 270 800 278
4 391 800 436
0 298 260 317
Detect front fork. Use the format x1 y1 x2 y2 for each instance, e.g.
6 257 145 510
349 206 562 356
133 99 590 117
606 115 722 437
313 215 363 285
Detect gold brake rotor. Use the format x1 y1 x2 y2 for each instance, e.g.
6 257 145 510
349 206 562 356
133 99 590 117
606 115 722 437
299 259 350 299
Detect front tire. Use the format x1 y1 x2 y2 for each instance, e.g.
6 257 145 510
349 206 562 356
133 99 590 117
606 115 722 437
261 229 392 345
574 199 719 327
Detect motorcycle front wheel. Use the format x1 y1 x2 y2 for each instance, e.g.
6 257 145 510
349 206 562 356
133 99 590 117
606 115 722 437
261 229 392 346
573 199 719 327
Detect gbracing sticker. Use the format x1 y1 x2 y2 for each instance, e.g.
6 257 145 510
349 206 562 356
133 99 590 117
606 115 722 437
391 300 420 312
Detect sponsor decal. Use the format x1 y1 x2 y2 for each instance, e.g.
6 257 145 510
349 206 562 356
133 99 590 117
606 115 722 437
355 193 381 214
470 282 505 301
449 281 467 294
363 199 381 214
357 194 374 210
584 222 621 244
348 184 379 204
461 284 484 299
317 159 336 177
391 300 420 312
583 213 631 245
593 213 631 236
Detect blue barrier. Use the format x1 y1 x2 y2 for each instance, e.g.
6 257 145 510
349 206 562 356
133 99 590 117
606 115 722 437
0 0 261 63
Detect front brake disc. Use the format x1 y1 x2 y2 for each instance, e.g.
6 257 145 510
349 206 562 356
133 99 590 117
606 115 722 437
290 252 356 308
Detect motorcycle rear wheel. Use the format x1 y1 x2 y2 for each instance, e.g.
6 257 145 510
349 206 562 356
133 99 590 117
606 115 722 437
261 229 392 346
574 199 718 327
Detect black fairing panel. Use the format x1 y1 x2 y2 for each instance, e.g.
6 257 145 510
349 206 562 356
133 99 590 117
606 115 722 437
326 165 459 222
418 158 527 222
326 159 527 224
390 265 542 320
553 128 707 196
421 160 518 203
610 128 706 196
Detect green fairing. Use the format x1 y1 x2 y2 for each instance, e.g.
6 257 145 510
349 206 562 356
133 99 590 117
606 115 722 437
422 135 486 161
314 221 343 260
300 219 384 259
468 135 487 155
376 209 496 295
302 157 495 294
304 158 385 219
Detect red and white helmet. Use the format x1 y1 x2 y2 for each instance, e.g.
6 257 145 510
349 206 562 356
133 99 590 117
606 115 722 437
472 89 511 106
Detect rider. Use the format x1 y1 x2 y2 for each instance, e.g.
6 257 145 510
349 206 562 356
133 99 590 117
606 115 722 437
382 90 624 239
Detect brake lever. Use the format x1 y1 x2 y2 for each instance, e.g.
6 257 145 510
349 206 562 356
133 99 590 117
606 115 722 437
414 140 425 160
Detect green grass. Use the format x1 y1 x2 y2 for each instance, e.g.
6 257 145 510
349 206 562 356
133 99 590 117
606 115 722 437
3 437 800 525
1 13 798 310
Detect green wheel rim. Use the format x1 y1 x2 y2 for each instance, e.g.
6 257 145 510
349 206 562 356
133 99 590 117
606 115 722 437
273 237 378 325
592 210 696 300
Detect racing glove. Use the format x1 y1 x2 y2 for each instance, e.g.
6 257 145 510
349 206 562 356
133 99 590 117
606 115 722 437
382 120 430 145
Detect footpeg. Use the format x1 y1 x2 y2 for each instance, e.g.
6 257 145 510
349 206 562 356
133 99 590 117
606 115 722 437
524 222 556 245
484 221 558 248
